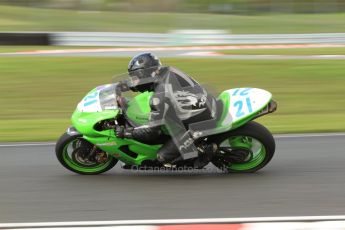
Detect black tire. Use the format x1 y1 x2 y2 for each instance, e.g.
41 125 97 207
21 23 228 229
55 133 118 175
210 121 275 173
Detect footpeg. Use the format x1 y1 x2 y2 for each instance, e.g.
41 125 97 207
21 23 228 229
163 163 177 168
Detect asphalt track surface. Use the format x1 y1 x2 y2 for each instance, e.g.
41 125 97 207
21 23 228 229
1 134 345 223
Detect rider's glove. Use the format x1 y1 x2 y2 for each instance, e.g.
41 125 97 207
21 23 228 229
115 126 134 139
191 130 203 140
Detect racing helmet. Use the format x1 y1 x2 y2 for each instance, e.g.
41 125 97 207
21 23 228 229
127 53 162 92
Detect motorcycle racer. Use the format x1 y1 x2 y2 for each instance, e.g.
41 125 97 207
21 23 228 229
56 53 277 174
115 53 218 167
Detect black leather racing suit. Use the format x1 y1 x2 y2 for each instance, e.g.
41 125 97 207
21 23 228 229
120 67 218 162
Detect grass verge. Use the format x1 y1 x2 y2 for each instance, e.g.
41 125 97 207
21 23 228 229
1 5 345 33
220 47 345 55
0 46 109 53
0 57 344 141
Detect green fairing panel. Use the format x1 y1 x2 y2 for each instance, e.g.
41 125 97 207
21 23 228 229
71 109 119 136
125 91 153 126
84 135 161 165
215 91 233 132
72 108 162 165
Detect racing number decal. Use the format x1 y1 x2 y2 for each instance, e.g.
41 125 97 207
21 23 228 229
83 91 98 107
246 97 253 113
232 88 253 118
232 88 251 97
234 101 245 117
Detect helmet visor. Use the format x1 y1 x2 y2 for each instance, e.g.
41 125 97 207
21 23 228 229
127 66 164 88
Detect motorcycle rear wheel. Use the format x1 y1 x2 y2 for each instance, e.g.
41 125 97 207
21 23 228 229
211 121 275 173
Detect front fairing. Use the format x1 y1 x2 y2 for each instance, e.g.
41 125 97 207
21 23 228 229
72 84 120 136
71 109 119 136
70 80 161 166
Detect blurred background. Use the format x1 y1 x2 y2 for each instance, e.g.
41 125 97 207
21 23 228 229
0 0 345 142
2 0 345 14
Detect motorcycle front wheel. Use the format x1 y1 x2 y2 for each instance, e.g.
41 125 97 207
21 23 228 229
55 133 118 175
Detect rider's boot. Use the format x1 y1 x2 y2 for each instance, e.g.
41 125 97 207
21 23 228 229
193 143 218 169
156 139 181 165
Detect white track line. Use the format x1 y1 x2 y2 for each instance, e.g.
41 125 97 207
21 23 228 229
3 216 345 228
0 133 344 147
244 221 345 230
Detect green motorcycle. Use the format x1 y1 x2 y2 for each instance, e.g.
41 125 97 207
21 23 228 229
56 68 277 174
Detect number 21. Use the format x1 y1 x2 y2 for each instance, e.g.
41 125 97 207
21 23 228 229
234 97 253 118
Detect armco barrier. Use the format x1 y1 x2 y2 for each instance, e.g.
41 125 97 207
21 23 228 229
1 31 345 46
51 32 170 46
50 31 345 46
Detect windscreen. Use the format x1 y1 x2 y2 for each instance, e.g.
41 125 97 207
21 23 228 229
98 84 119 110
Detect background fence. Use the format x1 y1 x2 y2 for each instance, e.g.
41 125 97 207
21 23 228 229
2 31 345 46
